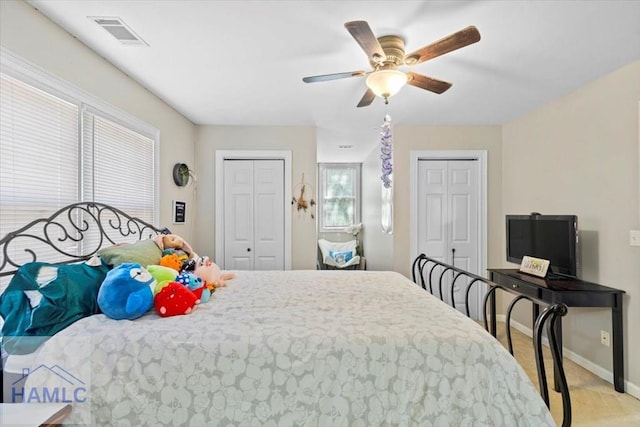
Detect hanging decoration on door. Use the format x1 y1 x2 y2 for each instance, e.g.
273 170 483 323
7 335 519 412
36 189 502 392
291 173 316 219
380 114 393 234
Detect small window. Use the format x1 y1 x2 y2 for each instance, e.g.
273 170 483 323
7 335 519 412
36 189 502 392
318 163 361 232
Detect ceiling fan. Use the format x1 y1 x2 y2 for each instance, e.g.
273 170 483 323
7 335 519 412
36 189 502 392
302 21 481 107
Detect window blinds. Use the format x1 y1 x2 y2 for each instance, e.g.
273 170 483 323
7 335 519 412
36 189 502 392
0 73 80 241
82 109 155 221
1 72 156 286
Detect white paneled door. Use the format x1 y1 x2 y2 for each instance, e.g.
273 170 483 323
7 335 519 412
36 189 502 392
223 159 284 270
417 159 480 317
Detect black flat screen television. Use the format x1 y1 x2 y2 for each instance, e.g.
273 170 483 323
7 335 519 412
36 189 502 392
506 214 579 278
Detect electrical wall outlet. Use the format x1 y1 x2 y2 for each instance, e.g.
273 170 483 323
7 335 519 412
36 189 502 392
630 230 640 247
600 330 610 347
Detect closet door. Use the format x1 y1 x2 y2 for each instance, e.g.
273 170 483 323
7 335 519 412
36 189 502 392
253 160 284 270
417 159 479 316
223 160 284 270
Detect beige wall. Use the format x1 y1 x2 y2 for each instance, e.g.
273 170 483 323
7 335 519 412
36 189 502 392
392 126 503 277
194 125 317 269
0 0 197 240
502 60 640 394
361 141 394 270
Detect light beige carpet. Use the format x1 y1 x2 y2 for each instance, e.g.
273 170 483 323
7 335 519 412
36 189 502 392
497 323 640 426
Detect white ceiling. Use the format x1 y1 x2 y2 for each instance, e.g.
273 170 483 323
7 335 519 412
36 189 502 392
27 0 640 160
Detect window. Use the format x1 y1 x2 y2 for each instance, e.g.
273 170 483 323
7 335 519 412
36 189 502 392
318 163 361 232
82 108 155 219
0 53 158 273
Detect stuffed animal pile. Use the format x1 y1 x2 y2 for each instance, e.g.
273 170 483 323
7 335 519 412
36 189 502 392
97 234 233 319
154 234 198 270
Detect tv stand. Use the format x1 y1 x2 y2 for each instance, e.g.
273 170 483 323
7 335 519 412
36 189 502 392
544 272 574 281
487 268 625 393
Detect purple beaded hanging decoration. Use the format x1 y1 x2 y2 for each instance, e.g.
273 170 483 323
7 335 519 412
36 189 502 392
380 114 393 188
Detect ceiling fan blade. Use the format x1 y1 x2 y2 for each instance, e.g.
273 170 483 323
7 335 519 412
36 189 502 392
356 88 376 108
302 70 366 83
404 25 481 65
344 21 386 62
406 72 452 94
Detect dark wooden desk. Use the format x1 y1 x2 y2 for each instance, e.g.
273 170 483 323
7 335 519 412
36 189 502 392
487 268 625 393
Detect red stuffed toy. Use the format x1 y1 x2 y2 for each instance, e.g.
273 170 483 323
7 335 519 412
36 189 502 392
154 282 199 317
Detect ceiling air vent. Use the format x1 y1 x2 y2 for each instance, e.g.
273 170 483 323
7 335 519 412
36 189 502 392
89 16 148 46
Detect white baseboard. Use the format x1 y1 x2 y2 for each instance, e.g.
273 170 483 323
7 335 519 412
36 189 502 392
494 315 640 399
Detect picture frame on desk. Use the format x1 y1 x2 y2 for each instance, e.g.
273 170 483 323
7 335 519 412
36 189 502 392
519 255 550 278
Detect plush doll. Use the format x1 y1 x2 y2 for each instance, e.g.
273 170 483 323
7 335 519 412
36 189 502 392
154 282 199 317
154 234 198 259
97 263 156 320
193 257 234 289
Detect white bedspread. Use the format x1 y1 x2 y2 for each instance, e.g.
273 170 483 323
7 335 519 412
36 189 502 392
25 270 554 426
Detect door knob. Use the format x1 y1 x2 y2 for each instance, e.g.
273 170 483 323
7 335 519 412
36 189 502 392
247 248 251 252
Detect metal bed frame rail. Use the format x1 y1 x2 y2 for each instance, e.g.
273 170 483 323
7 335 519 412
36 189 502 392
412 253 571 427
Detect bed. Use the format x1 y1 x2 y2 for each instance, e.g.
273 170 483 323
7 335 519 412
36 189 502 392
1 203 555 426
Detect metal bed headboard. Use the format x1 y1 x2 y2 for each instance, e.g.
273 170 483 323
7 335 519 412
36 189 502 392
0 202 168 278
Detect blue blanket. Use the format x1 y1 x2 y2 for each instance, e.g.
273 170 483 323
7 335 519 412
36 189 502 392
0 260 108 354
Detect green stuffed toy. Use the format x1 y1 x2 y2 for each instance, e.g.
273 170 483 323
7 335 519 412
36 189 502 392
147 264 179 294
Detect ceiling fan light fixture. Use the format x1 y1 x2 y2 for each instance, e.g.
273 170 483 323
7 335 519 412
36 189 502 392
366 70 408 99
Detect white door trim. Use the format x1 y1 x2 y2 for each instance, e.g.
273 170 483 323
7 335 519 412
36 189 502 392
215 150 292 270
410 150 488 313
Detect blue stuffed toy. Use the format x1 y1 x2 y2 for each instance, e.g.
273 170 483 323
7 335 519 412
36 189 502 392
175 272 211 303
97 263 156 320
175 272 202 290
